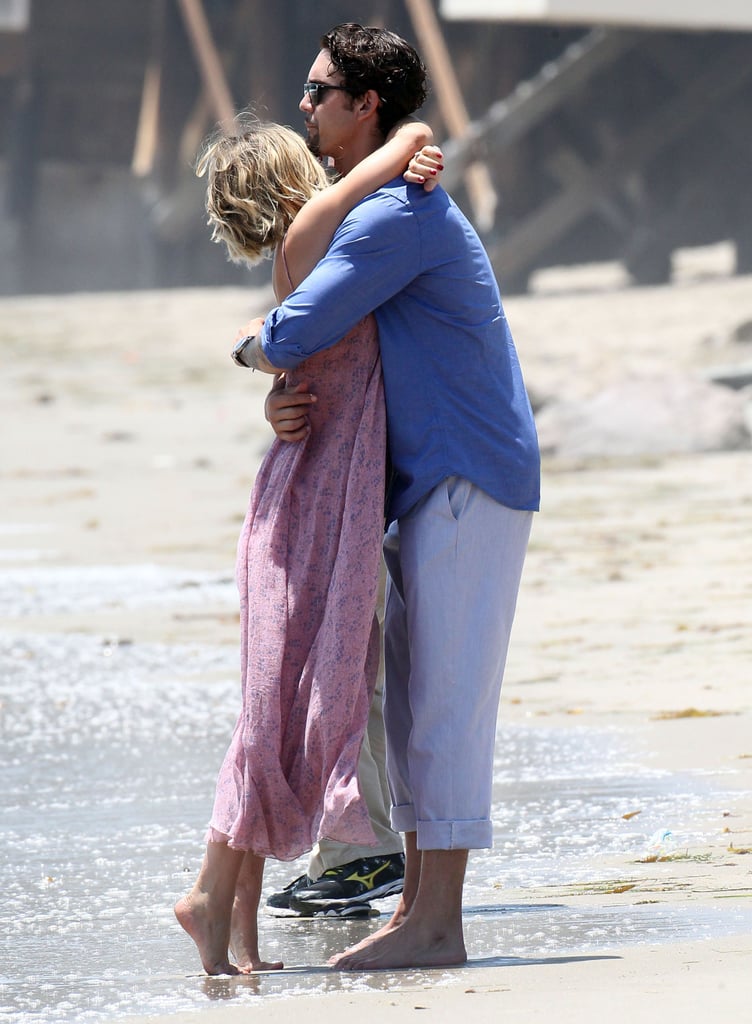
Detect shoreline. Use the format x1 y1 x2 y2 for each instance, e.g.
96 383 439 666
2 269 751 1021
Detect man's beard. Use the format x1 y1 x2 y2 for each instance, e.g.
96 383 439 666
303 121 321 157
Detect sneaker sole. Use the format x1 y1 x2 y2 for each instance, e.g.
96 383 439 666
314 903 377 919
291 901 379 919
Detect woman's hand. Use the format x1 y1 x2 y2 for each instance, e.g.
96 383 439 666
404 145 444 191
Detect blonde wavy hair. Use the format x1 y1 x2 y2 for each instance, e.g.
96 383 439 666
196 120 329 266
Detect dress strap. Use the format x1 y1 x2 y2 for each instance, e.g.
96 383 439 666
281 238 295 290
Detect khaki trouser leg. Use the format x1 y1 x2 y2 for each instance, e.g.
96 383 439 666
308 566 403 879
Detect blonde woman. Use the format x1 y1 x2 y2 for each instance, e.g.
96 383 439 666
175 119 442 975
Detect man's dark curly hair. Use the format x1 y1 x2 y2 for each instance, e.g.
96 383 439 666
321 23 428 137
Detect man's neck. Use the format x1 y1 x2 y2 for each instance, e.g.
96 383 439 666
332 132 384 177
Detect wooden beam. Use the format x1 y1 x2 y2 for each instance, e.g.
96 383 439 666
132 0 167 178
404 0 498 231
489 39 752 279
546 145 630 233
132 60 162 177
175 0 235 132
440 28 633 192
179 89 212 167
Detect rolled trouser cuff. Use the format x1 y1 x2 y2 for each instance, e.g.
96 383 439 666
390 804 493 850
417 817 493 850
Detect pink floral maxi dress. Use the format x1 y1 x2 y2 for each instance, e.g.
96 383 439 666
208 315 386 860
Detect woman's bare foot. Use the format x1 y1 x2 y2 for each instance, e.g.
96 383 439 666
229 851 283 973
230 925 284 974
237 955 284 973
175 894 238 976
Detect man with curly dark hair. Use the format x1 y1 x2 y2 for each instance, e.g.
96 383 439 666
298 23 428 172
319 23 428 139
237 22 540 971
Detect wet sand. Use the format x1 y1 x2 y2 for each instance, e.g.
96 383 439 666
1 251 751 1021
121 934 752 1023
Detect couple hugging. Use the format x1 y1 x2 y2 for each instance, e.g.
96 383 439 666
175 21 540 976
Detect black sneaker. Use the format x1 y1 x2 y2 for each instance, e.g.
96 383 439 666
288 853 405 916
265 873 312 916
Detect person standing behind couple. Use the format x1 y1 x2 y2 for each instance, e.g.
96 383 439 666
237 23 541 971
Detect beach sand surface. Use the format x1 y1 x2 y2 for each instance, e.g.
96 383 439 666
1 250 750 1021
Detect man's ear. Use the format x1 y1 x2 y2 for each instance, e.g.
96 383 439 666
354 88 381 123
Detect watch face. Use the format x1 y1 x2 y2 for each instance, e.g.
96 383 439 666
232 335 254 366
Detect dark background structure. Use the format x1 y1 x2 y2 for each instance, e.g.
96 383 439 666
1 0 751 296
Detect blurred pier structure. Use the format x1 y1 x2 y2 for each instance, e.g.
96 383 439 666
1 0 752 294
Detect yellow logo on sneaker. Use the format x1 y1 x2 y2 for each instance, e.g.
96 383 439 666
342 861 392 891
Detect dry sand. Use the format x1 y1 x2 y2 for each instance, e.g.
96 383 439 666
1 248 750 1021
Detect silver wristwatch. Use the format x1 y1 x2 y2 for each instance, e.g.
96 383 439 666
231 334 257 368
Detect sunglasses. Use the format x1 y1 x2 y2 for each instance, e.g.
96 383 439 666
302 82 349 107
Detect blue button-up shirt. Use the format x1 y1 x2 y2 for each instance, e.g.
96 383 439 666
260 178 540 522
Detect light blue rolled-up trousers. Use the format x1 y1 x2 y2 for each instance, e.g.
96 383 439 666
383 477 533 851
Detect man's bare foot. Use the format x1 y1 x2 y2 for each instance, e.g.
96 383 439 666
325 899 407 966
175 895 238 976
329 915 467 971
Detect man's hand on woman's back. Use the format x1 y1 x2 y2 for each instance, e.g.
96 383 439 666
265 377 317 442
